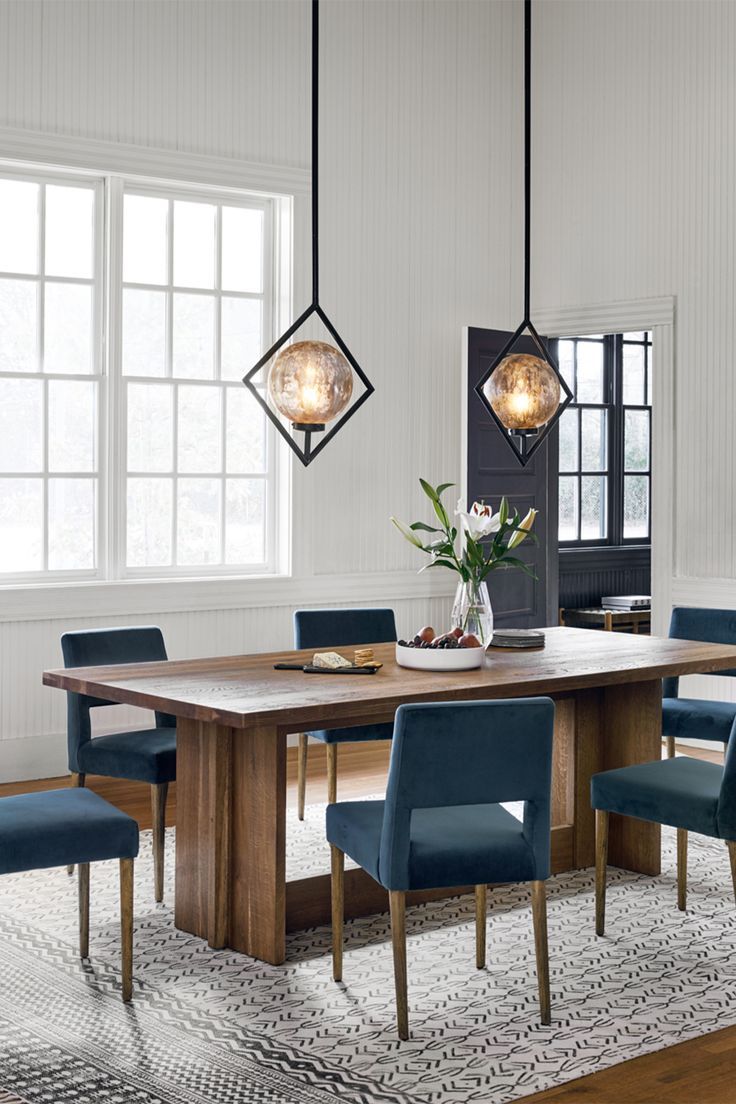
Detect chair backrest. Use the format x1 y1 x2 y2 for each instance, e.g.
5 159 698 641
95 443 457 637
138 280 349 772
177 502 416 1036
61 626 175 773
294 608 397 651
717 715 736 838
378 697 555 889
664 607 736 698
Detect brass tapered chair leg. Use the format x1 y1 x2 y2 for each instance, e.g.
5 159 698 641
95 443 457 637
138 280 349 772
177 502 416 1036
531 881 551 1026
297 734 308 821
67 772 85 874
475 884 487 969
666 735 676 759
326 744 338 805
727 840 736 906
389 890 408 1041
78 862 90 959
595 809 609 936
330 845 344 982
120 858 134 1002
151 783 168 903
677 828 688 911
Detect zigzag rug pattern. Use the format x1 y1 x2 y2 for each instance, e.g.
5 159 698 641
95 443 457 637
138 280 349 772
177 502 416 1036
1 801 736 1103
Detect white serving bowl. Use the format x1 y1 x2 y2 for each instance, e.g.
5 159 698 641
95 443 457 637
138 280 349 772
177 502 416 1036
395 642 485 671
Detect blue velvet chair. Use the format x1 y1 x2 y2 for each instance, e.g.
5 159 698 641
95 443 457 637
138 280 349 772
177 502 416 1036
61 626 176 902
0 787 138 1000
591 720 736 934
293 608 397 817
327 697 555 1039
663 607 736 758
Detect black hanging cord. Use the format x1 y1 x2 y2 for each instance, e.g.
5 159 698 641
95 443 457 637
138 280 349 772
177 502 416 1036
311 0 319 307
523 0 531 324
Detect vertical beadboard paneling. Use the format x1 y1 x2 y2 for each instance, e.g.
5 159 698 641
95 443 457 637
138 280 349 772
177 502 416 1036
0 0 516 777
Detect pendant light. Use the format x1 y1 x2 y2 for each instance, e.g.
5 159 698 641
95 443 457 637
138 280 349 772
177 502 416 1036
474 0 572 465
243 0 374 467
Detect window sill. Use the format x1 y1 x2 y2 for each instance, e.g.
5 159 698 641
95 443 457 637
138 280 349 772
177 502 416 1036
0 569 456 624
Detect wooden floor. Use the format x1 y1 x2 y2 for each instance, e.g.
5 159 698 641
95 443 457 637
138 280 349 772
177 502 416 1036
3 738 735 1104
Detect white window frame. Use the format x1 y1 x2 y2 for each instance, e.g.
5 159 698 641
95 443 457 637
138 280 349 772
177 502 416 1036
0 165 106 584
0 160 290 586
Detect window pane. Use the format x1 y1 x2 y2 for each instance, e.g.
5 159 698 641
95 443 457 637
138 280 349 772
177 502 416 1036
48 478 96 570
0 180 38 274
0 279 37 372
558 407 578 472
45 185 94 278
622 343 646 405
558 476 578 541
581 475 606 540
624 409 650 471
177 478 221 565
123 194 168 285
226 479 265 563
557 340 575 392
172 293 215 379
581 408 607 471
122 289 167 377
226 388 266 473
44 282 92 374
222 206 263 292
0 478 42 571
127 383 173 472
0 379 43 471
48 381 97 472
173 200 216 289
127 477 172 566
221 297 262 380
646 346 653 406
178 385 221 472
624 331 645 342
624 475 649 538
575 341 604 403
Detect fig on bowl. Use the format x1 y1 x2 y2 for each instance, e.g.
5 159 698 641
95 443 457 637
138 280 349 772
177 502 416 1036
459 633 481 649
417 626 435 644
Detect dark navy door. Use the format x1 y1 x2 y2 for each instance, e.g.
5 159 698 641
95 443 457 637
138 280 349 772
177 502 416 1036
465 326 558 629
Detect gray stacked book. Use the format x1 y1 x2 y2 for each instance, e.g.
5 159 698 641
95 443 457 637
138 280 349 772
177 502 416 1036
489 629 546 649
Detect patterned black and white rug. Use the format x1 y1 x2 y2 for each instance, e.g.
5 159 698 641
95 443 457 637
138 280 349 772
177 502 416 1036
2 799 736 1104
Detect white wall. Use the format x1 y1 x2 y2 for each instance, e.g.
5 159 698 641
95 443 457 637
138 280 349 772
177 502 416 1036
0 0 526 780
3 0 734 780
535 0 736 705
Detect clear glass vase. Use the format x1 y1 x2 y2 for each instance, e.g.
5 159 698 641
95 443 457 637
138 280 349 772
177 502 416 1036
451 579 493 645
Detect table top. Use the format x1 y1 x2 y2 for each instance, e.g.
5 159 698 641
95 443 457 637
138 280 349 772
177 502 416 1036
42 627 736 732
563 607 652 622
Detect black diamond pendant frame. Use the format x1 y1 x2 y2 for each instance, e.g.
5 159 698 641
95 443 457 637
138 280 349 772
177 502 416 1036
243 302 374 467
474 319 574 466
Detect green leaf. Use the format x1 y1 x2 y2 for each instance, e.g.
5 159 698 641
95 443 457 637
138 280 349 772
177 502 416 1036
410 521 442 533
419 478 439 502
499 496 509 526
435 482 455 497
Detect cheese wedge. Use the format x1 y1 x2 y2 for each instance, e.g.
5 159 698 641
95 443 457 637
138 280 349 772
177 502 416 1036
312 651 352 669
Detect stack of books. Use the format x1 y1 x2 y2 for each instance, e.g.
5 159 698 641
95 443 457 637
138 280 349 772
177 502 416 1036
489 629 546 649
600 595 651 611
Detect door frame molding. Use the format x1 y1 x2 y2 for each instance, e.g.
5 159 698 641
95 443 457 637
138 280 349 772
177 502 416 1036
462 296 675 633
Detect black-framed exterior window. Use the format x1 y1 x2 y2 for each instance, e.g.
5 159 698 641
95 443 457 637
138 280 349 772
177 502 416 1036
555 332 652 547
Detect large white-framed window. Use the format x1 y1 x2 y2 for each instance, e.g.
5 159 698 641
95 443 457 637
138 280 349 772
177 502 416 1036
0 163 285 584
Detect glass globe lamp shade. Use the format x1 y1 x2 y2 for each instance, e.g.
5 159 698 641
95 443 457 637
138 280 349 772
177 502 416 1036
483 353 561 434
267 340 354 431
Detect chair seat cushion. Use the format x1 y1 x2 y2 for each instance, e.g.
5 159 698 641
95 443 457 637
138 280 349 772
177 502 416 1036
326 800 538 891
662 697 736 744
78 728 176 784
307 722 393 745
0 788 139 874
591 756 723 837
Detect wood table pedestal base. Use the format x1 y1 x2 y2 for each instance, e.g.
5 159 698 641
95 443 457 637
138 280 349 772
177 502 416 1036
173 680 662 965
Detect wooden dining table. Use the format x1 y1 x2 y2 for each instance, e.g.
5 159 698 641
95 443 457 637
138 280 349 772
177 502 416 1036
44 626 736 965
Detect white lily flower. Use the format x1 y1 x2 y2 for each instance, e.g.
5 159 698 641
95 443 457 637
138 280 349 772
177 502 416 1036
390 516 424 548
456 497 502 539
507 508 537 549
